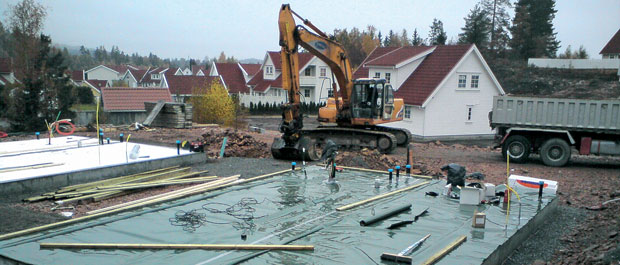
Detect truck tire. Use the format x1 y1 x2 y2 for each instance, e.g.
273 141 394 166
502 135 531 163
540 138 571 167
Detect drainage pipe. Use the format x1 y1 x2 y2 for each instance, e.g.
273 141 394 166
359 203 411 226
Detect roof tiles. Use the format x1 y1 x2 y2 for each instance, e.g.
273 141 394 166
101 87 172 111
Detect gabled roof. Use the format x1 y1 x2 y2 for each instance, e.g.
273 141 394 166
267 52 282 70
240 63 261 76
394 45 473 106
0 58 12 73
266 51 314 71
353 47 400 79
214 63 250 93
364 46 434 67
165 75 221 95
600 28 620 54
101 87 172 111
86 79 108 88
246 69 282 92
128 69 147 82
71 70 84 81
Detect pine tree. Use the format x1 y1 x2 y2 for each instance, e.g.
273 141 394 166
411 28 424 46
377 31 383 47
510 0 560 59
428 19 447 45
458 5 491 50
481 0 512 57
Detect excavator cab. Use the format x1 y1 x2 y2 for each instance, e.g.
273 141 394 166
350 79 395 121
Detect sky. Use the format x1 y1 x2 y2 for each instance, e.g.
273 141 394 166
1 0 619 60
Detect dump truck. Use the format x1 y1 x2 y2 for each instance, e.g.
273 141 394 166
489 95 620 167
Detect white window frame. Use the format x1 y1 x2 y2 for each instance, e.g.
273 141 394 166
404 105 412 120
466 105 473 122
304 89 311 98
385 73 391 83
470 75 479 88
320 67 327 77
374 72 380 79
458 74 467 88
266 66 273 75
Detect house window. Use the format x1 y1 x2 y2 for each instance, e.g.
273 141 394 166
277 89 281 97
385 73 391 83
304 89 311 98
470 75 479 88
374 72 380 79
151 74 160 79
404 106 412 119
320 67 327 77
466 105 473 121
266 66 273 75
458 75 467 88
304 66 315 77
328 88 334 97
611 54 616 59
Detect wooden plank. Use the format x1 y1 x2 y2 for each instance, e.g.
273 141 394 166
143 100 166 126
40 243 314 251
336 181 429 211
420 235 467 265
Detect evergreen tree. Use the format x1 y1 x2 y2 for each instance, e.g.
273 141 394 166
411 28 424 46
481 0 512 57
377 31 383 47
510 0 560 59
458 5 491 50
428 19 447 45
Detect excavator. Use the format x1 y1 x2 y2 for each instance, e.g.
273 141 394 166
271 4 412 161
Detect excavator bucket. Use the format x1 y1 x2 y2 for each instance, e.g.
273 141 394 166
271 136 319 161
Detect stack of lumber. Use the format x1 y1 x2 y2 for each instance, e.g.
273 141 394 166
144 102 193 129
23 166 214 204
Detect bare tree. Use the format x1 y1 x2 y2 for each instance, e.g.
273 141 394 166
7 0 47 79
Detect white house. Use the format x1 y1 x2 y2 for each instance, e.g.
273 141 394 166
242 51 339 107
120 67 168 87
84 64 138 83
209 62 260 106
354 44 505 139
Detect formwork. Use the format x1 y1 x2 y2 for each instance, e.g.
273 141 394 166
0 165 556 265
0 136 205 195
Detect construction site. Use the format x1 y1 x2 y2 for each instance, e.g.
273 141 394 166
1 2 620 265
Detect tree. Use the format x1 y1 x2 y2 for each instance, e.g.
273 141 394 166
377 31 383 47
191 79 235 126
458 5 491 50
510 0 560 59
481 0 512 57
7 0 47 79
400 29 410 46
558 45 589 59
428 19 447 45
411 28 424 46
217 52 227 63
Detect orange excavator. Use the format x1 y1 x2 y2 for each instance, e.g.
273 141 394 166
271 4 412 161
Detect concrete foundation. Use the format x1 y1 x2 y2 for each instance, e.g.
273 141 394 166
0 152 206 197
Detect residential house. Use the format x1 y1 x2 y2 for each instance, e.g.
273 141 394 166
84 64 138 84
120 67 168 87
69 70 108 98
208 62 261 106
0 58 20 86
600 28 620 59
243 51 338 107
160 70 221 103
354 44 505 139
100 87 172 124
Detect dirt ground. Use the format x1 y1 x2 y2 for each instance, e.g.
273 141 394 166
1 124 619 264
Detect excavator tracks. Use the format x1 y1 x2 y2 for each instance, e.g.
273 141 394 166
301 126 402 154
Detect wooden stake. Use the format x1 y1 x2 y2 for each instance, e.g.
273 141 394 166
420 235 467 265
336 181 429 211
40 243 314 251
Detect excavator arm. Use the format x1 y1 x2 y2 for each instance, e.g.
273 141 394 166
272 4 354 160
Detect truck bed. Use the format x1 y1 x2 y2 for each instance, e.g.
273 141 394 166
490 96 620 134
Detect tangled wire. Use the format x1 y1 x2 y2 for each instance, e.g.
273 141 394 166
169 197 267 232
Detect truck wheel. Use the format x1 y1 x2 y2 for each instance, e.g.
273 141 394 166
540 138 571 167
502 135 531 163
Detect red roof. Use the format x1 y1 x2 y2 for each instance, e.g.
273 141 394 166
364 46 434 66
128 69 147 82
214 63 250 93
163 67 180 78
240 63 261 76
246 69 282 92
0 58 12 73
85 79 108 89
165 75 221 95
600 28 620 54
353 47 400 79
71 70 84 81
267 52 282 70
394 45 472 106
101 87 172 111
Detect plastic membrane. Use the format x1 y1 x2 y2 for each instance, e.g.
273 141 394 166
0 166 555 265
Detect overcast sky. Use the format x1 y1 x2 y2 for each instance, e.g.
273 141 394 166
2 0 619 60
